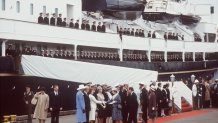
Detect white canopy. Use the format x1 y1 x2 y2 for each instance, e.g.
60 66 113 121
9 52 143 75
21 55 158 87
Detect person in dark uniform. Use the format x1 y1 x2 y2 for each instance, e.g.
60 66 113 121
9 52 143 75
156 83 163 117
49 50 53 57
83 86 90 123
198 80 206 109
135 29 139 36
57 14 62 26
49 85 63 123
38 13 44 24
85 20 90 31
24 85 34 123
50 13 56 26
141 30 145 37
81 20 86 30
164 32 168 40
152 31 156 38
91 21 96 31
181 35 184 40
131 28 135 36
62 18 67 27
168 33 172 40
139 83 148 123
74 20 79 29
101 22 106 32
69 19 74 28
161 84 169 117
127 28 131 35
43 13 49 25
127 87 138 123
138 29 142 37
147 31 151 38
165 83 170 115
123 28 127 35
97 22 102 32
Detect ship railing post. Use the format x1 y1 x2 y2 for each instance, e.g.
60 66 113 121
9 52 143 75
193 52 195 62
148 38 151 62
165 39 167 62
182 52 185 62
119 40 123 62
1 40 8 56
203 52 205 61
74 45 77 60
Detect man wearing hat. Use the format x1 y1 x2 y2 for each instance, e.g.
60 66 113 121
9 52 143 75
24 85 34 123
192 79 199 110
91 21 96 31
50 13 56 26
57 14 62 26
139 83 148 123
76 84 87 123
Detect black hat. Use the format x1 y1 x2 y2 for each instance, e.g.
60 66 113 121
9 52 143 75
39 87 46 91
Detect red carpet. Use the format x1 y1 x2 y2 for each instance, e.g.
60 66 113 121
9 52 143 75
147 109 214 123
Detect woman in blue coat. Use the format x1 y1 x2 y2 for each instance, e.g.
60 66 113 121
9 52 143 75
76 85 87 123
110 88 123 123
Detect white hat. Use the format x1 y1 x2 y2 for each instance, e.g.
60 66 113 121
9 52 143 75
77 84 86 90
139 82 144 85
194 79 199 83
215 79 218 82
112 87 117 91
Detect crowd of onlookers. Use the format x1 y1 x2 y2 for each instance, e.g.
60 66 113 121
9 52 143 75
22 80 173 123
184 78 218 110
38 13 106 32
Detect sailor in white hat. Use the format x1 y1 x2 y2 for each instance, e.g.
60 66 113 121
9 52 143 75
192 79 199 109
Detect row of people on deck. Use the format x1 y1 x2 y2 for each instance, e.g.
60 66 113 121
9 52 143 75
38 13 106 32
164 32 184 40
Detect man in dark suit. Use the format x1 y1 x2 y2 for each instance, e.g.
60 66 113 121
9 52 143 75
135 29 139 36
85 20 90 30
43 13 49 25
120 85 128 123
91 21 96 31
57 14 62 26
62 18 67 27
164 32 168 40
69 19 74 28
127 87 138 123
156 83 163 117
101 22 106 32
81 20 86 30
50 13 56 26
139 83 148 123
131 28 135 36
147 31 151 38
97 22 102 32
75 20 79 29
38 13 44 24
49 85 63 123
83 86 90 123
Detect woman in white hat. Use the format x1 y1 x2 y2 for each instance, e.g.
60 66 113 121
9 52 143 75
76 84 87 123
192 79 199 110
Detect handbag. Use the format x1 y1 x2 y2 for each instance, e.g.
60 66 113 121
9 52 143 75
117 104 122 110
31 98 37 105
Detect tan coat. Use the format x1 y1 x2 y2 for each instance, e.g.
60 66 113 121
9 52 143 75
204 82 210 101
33 93 49 120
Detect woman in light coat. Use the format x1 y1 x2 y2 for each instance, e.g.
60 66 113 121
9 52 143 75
33 87 49 123
89 87 105 123
204 80 211 108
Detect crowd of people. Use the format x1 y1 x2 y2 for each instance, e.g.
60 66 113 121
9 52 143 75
191 79 218 110
38 13 106 32
21 78 218 123
75 82 171 123
164 32 184 41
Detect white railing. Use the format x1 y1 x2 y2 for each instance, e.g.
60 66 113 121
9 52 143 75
0 18 218 53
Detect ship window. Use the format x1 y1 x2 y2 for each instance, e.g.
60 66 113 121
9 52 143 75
2 0 5 11
30 3 33 15
16 1 20 13
55 8 58 17
43 5 46 14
